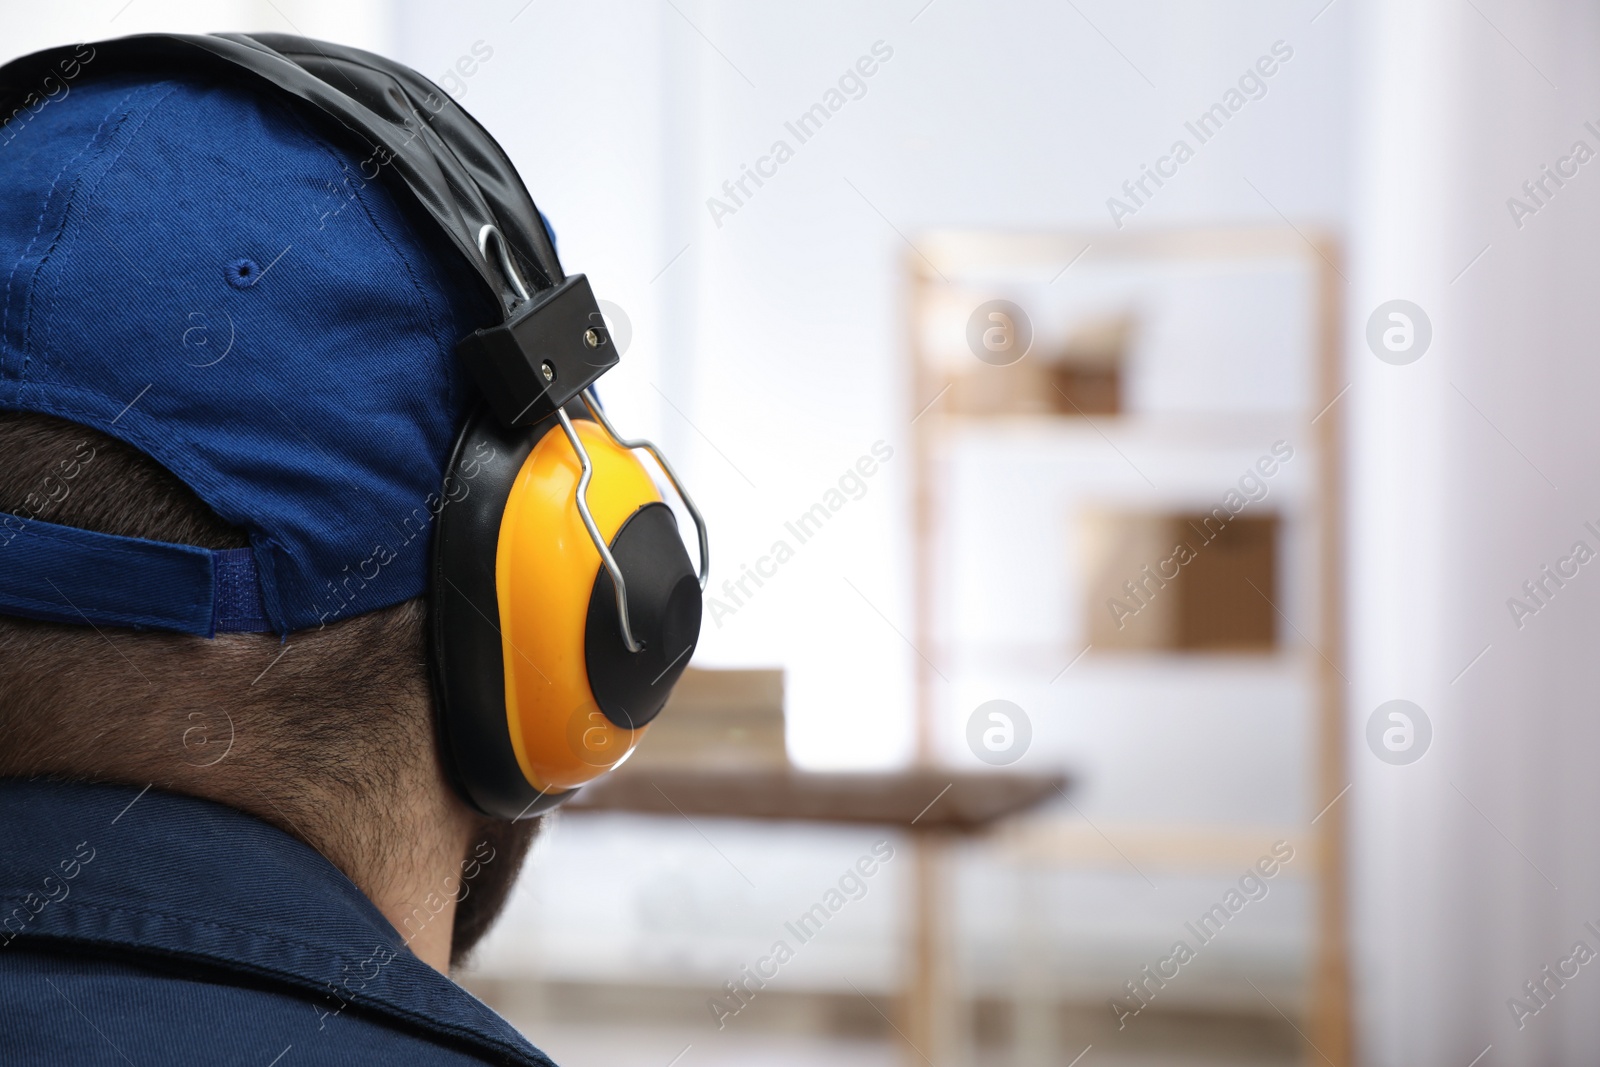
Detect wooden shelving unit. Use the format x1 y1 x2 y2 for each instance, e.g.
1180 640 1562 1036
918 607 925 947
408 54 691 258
906 227 1350 1066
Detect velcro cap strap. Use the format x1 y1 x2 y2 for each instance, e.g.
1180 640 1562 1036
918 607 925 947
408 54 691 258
0 511 272 636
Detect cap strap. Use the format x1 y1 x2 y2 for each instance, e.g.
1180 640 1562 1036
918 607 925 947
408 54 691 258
0 511 272 637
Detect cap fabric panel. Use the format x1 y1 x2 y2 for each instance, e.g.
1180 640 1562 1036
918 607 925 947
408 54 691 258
0 73 499 633
0 81 175 389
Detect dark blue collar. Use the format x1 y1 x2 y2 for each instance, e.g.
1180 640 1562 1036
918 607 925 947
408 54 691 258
0 777 551 1066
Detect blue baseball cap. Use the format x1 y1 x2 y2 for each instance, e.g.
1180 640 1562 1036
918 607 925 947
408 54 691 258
0 67 505 635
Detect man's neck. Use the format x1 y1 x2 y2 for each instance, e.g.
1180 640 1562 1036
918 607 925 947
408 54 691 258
358 796 480 972
73 754 482 973
241 768 479 973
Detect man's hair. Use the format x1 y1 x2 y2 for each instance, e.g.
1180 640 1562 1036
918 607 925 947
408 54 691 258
0 409 428 797
0 410 532 965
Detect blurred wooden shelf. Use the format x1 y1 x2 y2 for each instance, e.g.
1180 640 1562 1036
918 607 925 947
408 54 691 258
567 766 1068 833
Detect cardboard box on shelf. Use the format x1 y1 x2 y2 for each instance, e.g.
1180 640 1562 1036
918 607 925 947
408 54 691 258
1082 512 1279 652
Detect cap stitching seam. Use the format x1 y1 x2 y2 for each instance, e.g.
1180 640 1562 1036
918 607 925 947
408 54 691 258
28 83 186 382
1 84 145 384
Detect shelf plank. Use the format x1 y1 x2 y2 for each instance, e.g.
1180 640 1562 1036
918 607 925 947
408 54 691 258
566 766 1068 832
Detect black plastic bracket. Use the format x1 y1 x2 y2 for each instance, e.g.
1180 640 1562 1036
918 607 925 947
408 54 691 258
455 274 618 427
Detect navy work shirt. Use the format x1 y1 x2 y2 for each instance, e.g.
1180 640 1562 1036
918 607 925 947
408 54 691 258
0 778 554 1066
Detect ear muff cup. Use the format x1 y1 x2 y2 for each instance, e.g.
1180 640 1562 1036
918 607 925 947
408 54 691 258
430 405 702 819
585 503 702 729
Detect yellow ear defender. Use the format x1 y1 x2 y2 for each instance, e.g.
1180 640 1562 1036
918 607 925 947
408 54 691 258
431 228 708 820
431 395 707 819
496 417 665 792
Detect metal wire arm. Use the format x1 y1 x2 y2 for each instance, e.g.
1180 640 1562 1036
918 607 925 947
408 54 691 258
556 408 643 653
581 390 710 592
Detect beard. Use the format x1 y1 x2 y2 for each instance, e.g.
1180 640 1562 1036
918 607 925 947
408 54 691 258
449 814 542 969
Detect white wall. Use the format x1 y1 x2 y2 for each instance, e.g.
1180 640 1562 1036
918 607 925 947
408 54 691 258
1349 0 1600 1063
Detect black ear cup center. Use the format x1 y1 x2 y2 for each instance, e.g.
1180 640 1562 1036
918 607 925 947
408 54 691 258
585 502 702 729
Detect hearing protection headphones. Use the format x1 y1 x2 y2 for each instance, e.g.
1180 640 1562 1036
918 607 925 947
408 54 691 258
7 33 710 819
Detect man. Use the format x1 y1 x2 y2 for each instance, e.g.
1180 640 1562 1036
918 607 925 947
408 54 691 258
0 39 575 1066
